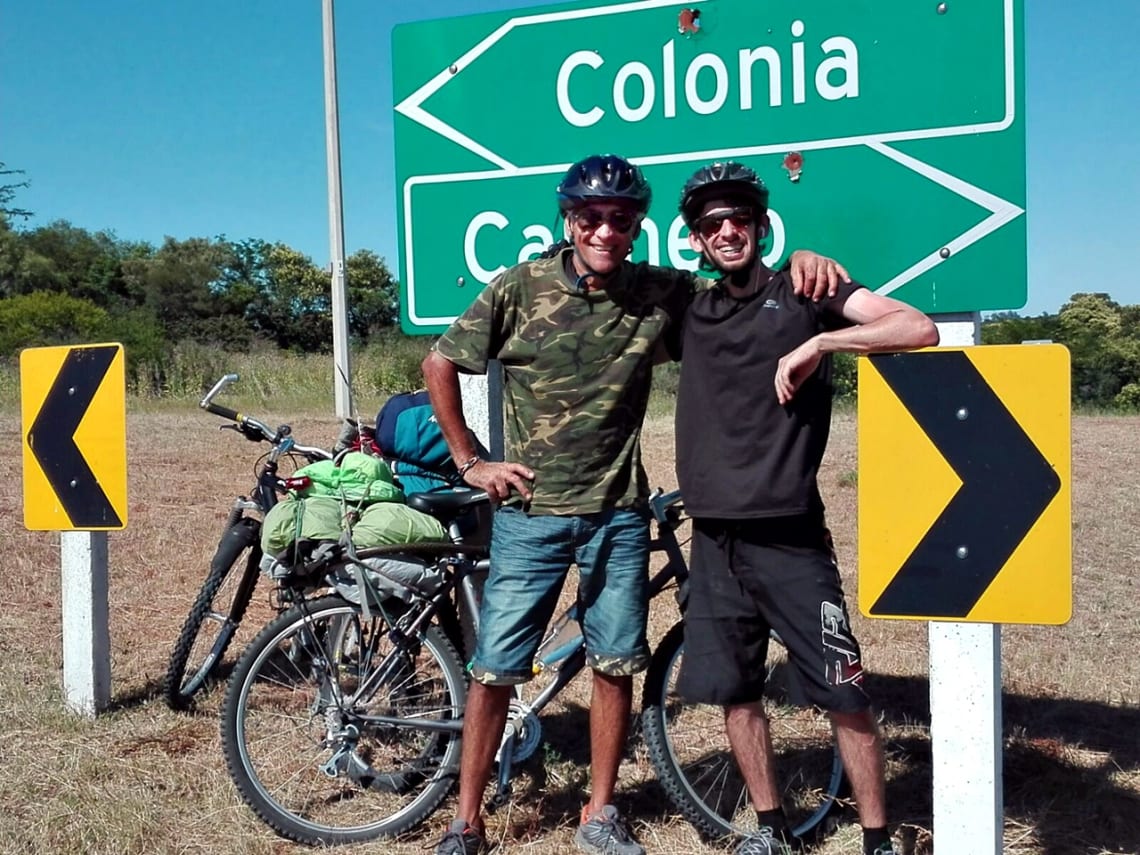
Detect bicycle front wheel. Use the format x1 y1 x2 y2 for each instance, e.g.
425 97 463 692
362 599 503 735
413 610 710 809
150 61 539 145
641 622 845 843
220 594 467 846
163 517 261 709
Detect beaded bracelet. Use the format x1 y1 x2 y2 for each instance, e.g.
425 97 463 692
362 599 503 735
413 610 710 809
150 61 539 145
456 455 481 477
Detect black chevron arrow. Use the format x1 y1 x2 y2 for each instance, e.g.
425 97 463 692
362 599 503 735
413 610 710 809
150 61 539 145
26 345 122 528
868 351 1060 618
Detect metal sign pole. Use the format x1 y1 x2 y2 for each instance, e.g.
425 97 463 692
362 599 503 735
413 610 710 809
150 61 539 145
322 0 352 419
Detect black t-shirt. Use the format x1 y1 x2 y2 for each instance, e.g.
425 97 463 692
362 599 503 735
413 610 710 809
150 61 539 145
675 265 863 519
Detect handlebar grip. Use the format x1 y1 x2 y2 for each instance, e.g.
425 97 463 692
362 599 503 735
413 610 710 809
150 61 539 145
205 402 242 422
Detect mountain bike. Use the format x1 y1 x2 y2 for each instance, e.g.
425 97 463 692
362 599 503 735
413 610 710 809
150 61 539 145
218 487 845 847
161 374 334 710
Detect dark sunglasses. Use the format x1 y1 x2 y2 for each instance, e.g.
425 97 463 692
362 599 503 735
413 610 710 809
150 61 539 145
694 206 755 237
571 207 639 235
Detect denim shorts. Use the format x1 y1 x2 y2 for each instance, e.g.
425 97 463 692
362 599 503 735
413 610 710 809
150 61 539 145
468 505 651 685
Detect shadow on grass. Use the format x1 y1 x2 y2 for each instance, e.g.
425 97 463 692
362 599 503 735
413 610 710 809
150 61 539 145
109 659 238 713
116 664 1136 854
480 701 681 843
866 672 1140 855
508 675 1138 855
109 676 168 711
501 700 844 849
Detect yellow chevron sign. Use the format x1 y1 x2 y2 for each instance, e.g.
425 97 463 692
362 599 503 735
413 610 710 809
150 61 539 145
21 343 127 531
857 344 1070 624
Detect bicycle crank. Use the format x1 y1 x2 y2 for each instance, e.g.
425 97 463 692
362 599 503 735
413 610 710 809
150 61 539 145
497 698 542 764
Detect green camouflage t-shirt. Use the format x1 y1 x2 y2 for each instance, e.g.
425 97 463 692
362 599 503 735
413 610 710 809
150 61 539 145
434 249 694 514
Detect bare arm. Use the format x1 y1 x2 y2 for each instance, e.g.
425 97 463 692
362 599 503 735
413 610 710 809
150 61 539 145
774 289 940 405
420 350 534 502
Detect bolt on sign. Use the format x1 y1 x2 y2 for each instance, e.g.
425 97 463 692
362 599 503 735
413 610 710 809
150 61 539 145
21 343 128 531
392 0 1026 333
857 345 1071 625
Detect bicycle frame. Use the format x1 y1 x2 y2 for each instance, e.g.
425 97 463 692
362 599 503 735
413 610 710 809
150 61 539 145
300 488 691 807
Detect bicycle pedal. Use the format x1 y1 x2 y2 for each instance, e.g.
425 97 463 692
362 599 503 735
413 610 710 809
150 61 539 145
484 791 511 815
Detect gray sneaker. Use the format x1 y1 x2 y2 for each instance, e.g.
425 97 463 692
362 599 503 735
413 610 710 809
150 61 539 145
733 827 794 855
869 845 900 855
434 818 488 855
574 805 645 855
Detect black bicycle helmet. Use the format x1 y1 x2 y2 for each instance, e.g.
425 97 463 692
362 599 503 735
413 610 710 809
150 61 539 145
556 154 652 215
679 161 769 226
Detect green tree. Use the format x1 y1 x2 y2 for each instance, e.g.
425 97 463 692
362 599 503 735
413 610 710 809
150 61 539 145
0 218 21 297
0 291 110 357
1057 293 1139 407
981 311 1060 345
0 163 32 221
346 249 399 339
832 352 857 403
15 220 135 307
1114 382 1140 412
121 236 235 345
251 243 331 351
219 242 401 350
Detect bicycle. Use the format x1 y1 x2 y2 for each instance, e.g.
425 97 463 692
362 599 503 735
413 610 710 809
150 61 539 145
218 486 846 847
162 374 334 710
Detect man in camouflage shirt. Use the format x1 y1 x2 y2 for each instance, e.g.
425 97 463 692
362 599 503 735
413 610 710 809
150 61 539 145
422 154 842 855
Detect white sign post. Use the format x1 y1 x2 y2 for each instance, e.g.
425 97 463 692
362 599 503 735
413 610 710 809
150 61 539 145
930 622 1003 852
60 531 112 716
929 313 1002 854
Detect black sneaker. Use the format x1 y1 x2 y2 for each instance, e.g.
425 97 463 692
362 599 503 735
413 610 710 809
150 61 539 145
869 844 900 855
434 818 488 855
574 805 645 855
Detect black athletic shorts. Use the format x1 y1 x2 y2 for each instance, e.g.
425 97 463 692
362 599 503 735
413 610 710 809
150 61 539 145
676 514 871 712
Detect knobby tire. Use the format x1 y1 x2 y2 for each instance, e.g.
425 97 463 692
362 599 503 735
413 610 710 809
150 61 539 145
163 517 260 710
220 594 467 845
641 622 847 843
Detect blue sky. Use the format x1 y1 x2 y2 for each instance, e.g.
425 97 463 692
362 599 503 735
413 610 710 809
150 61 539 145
2 0 1137 317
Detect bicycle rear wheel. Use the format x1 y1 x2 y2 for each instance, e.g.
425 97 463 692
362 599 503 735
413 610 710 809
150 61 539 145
641 622 846 843
220 594 467 845
163 517 261 709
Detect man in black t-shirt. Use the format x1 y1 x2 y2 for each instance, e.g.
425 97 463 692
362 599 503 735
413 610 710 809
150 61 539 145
673 163 939 855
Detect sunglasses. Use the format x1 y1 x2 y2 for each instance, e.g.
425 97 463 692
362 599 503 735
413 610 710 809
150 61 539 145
571 207 639 235
694 206 755 237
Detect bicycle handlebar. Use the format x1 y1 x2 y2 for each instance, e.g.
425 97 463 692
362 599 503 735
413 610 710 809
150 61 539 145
200 373 332 461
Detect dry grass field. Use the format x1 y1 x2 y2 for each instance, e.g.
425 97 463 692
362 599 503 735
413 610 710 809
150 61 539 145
0 404 1136 855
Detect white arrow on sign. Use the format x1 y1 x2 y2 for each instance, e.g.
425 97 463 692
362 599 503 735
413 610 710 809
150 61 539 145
400 142 1024 325
866 142 1024 299
394 0 699 171
395 0 1017 171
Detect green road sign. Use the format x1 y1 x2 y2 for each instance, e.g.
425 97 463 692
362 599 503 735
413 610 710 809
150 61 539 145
393 0 1026 332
